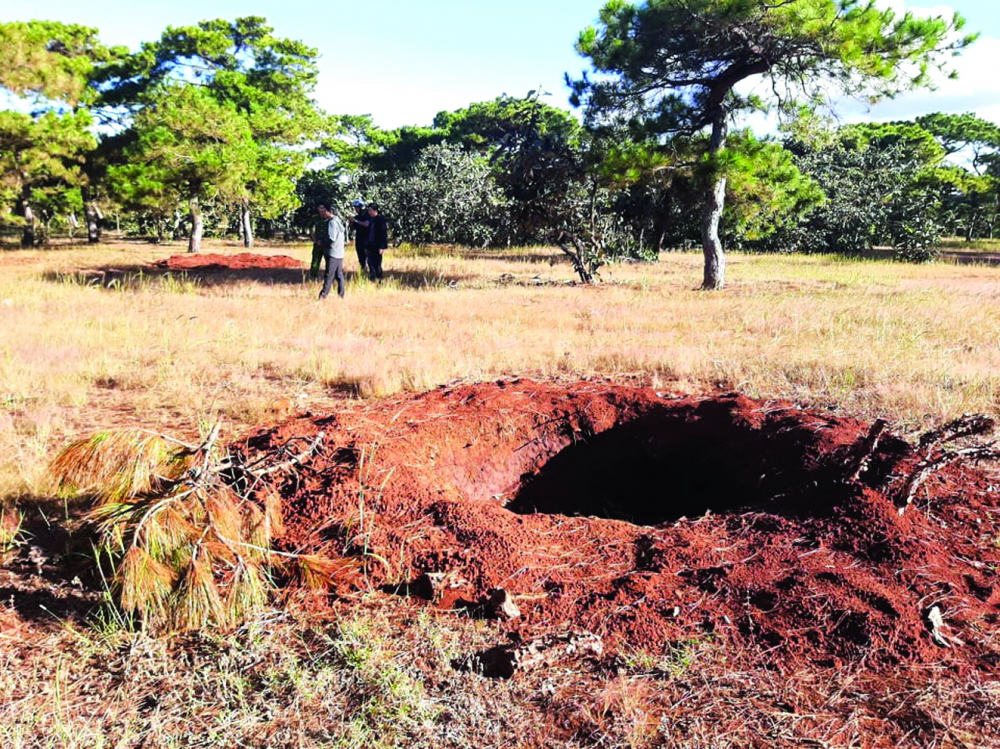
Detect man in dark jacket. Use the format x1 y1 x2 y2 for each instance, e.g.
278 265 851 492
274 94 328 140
364 202 388 281
349 199 368 274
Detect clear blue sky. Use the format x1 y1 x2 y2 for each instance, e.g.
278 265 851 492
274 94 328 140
2 0 998 128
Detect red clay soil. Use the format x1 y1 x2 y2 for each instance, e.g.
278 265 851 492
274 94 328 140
154 253 303 270
239 380 1000 675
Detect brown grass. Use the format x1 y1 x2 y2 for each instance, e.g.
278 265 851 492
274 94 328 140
4 237 1000 501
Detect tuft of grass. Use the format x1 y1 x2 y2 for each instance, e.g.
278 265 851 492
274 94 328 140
0 503 24 560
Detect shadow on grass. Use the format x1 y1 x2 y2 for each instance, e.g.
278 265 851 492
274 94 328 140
43 265 307 289
462 250 566 265
0 498 104 625
860 247 1000 266
937 251 1000 266
377 267 473 289
42 264 475 291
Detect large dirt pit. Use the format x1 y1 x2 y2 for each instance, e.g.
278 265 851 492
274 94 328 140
242 381 1000 675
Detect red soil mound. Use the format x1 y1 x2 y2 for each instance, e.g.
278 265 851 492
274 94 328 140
154 253 303 270
240 381 1000 674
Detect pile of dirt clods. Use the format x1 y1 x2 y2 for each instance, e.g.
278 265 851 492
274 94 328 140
154 253 302 270
239 380 1000 674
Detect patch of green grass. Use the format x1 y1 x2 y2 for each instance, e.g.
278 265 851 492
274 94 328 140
939 236 1000 252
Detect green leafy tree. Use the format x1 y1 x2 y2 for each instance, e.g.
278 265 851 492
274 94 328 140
353 94 596 256
754 126 944 259
0 110 94 246
358 94 582 174
931 165 998 240
916 112 1000 240
366 144 509 248
363 125 447 174
917 112 1000 172
320 114 384 174
96 17 323 250
720 131 824 245
843 121 946 166
487 94 624 281
0 21 115 245
571 0 974 288
435 94 582 153
594 135 701 253
108 85 254 252
598 127 823 253
0 21 118 105
293 168 356 236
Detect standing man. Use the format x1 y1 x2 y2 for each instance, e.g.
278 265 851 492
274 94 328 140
309 206 329 280
349 199 369 275
364 202 388 281
316 203 347 300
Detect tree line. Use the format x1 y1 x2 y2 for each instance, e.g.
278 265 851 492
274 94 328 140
0 2 994 287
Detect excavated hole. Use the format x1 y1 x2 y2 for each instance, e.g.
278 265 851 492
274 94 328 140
506 406 833 526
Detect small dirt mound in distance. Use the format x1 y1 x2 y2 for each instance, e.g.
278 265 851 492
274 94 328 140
154 253 303 270
240 380 1000 675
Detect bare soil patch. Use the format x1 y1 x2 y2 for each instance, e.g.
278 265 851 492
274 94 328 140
240 380 1000 676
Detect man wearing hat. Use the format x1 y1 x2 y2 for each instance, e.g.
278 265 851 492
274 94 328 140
349 199 369 275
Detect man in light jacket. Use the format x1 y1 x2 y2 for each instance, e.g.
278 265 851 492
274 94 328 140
316 203 347 300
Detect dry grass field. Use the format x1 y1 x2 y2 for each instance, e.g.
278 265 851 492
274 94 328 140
2 238 1000 748
3 237 1000 499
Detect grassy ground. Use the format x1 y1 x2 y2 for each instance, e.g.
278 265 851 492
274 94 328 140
939 236 1000 253
3 237 1000 499
4 591 996 748
2 238 1000 747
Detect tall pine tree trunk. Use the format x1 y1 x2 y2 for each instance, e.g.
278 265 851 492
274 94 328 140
241 201 253 249
82 186 101 244
653 191 672 253
188 197 203 253
19 194 35 248
965 207 978 242
701 110 727 290
85 204 101 243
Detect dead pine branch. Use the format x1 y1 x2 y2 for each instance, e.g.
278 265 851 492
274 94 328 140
846 418 889 483
898 443 1000 515
247 432 325 478
918 414 996 450
896 414 1000 515
49 422 333 632
553 230 598 284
